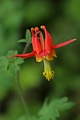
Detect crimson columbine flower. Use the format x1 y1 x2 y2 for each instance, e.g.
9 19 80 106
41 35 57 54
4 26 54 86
10 25 76 81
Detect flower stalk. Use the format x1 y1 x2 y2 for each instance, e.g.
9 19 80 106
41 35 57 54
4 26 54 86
16 72 30 119
16 40 32 119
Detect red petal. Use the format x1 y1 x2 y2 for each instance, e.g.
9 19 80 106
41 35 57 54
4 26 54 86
41 25 54 51
54 39 76 48
31 28 35 51
31 28 42 55
34 34 42 54
10 51 35 58
39 49 50 57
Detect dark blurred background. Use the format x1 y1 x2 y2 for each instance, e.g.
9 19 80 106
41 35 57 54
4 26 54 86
0 0 80 120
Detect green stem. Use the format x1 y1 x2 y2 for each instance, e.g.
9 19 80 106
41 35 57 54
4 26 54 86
23 39 31 53
16 72 31 119
16 39 31 119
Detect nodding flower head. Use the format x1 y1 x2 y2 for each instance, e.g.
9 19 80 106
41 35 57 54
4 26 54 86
10 25 76 81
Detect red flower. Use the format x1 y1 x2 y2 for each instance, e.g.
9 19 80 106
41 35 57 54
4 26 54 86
10 25 76 81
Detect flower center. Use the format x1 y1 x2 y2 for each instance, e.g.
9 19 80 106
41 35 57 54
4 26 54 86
43 58 55 81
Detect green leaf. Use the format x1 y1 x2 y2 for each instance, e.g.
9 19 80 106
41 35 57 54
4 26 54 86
18 29 31 43
0 50 24 80
18 39 27 43
6 50 24 75
7 50 24 64
38 97 74 120
7 50 18 57
9 63 20 75
0 56 9 71
7 50 18 62
15 58 24 65
26 29 31 42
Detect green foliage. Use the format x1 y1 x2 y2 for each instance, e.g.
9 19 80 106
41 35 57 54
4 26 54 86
18 29 31 43
0 50 24 75
17 97 74 120
25 29 32 42
18 39 27 43
38 97 74 120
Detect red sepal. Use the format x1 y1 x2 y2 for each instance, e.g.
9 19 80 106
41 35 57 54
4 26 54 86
10 51 35 58
54 39 76 48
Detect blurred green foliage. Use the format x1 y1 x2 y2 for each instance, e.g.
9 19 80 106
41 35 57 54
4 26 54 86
0 0 80 120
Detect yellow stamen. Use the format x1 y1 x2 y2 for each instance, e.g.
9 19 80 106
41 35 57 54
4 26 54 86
43 59 55 81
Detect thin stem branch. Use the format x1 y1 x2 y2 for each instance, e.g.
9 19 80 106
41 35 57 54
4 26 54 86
23 39 31 54
16 40 31 119
16 72 31 119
